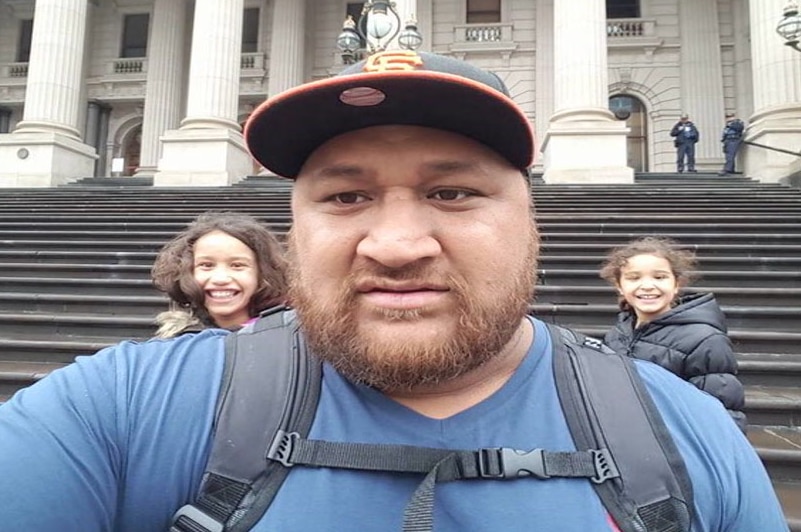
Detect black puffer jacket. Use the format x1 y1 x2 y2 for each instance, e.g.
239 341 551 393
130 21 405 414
604 292 747 432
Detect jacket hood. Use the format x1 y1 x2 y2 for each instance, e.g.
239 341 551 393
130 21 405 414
650 292 727 333
154 309 204 339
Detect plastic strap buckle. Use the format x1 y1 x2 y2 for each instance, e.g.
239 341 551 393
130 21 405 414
479 448 550 480
169 505 224 532
266 429 298 467
590 448 619 484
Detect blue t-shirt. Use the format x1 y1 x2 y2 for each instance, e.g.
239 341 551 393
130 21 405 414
0 319 788 531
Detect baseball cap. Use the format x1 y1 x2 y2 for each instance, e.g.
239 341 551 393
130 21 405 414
244 51 535 178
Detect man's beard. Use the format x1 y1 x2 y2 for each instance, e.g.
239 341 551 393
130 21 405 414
287 226 539 392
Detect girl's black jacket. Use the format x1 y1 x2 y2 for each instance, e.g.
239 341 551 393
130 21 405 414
604 292 747 432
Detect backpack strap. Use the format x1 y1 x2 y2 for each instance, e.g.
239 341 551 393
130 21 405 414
170 306 322 532
547 323 694 532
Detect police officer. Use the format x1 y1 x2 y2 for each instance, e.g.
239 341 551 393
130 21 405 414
718 112 745 176
670 113 700 173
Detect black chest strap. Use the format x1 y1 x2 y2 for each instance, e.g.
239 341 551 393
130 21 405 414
171 317 692 532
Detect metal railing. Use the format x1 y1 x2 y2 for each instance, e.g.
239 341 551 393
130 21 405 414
743 140 801 158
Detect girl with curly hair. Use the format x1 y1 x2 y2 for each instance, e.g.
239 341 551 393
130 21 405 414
151 211 287 338
600 236 747 432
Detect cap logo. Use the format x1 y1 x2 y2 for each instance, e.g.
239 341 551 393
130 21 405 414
363 50 424 73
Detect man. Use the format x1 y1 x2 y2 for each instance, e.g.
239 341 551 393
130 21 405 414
0 52 787 531
719 111 745 175
670 113 700 173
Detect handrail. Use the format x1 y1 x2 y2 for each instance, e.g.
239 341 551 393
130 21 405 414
742 140 801 158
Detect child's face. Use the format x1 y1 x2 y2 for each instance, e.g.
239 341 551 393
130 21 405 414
616 253 680 326
192 230 259 328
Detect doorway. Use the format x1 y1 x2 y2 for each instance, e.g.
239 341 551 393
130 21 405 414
122 125 142 176
609 95 648 172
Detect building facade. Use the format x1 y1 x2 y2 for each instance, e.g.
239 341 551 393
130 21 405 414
0 0 798 186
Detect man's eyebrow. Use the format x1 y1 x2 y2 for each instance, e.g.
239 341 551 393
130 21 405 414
420 160 478 173
313 164 367 180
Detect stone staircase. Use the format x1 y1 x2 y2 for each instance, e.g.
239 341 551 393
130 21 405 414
0 172 799 527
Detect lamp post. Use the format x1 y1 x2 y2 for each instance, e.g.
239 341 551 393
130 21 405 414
777 3 801 52
336 1 423 65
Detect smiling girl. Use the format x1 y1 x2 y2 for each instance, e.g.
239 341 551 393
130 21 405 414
599 236 746 432
151 211 287 338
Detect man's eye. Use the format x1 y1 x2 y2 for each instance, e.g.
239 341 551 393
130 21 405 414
431 189 471 201
332 192 366 204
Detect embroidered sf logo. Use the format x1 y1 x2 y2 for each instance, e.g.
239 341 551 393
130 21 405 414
363 51 424 73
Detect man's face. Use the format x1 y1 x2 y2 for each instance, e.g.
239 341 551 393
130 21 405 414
287 125 539 392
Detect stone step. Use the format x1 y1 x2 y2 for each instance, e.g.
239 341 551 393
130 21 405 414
0 292 167 315
0 277 157 296
9 228 801 243
534 285 801 307
774 482 801 531
2 212 800 226
539 242 801 258
537 222 801 235
0 250 157 265
746 387 801 428
0 249 797 273
0 262 152 279
531 303 801 332
3 237 801 259
0 360 68 397
739 354 801 388
536 269 801 288
577 326 801 355
0 335 123 364
0 312 157 340
539 232 801 245
537 254 801 272
0 263 796 288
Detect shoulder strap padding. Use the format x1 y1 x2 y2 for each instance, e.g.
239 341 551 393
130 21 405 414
548 323 693 532
200 307 322 531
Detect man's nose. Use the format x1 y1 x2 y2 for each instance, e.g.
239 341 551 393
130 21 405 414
356 198 442 269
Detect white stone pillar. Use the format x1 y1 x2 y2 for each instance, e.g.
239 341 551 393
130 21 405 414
540 0 632 183
136 0 187 176
267 0 306 96
155 0 252 186
0 0 96 187
678 0 726 169
732 0 754 121
533 0 554 172
744 0 801 184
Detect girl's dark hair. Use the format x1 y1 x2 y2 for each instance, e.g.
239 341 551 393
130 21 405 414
599 236 698 310
151 211 288 327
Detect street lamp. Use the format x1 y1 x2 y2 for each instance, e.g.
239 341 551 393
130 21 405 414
336 1 423 64
398 16 424 51
777 3 801 52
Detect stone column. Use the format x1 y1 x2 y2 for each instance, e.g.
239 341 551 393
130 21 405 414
136 0 187 176
744 0 801 184
732 0 753 121
155 0 252 186
678 0 726 169
541 0 631 183
533 0 554 172
267 0 306 96
0 0 96 187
